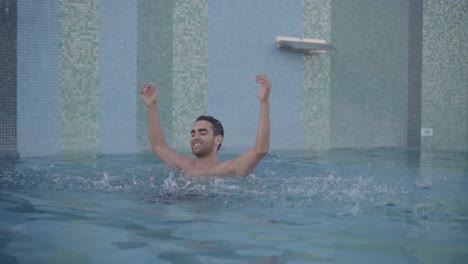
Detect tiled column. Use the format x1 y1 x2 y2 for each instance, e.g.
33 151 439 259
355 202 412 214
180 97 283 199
172 0 208 150
407 0 423 150
301 0 332 150
421 0 468 152
137 0 174 152
137 0 208 153
0 0 19 159
59 0 99 154
329 0 408 149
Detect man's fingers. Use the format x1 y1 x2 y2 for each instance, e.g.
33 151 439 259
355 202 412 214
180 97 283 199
255 75 271 90
141 83 157 93
255 75 269 83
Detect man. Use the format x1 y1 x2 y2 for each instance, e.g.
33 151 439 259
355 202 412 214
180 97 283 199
140 74 271 176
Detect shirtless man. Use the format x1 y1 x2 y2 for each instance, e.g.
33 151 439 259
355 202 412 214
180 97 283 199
140 74 271 176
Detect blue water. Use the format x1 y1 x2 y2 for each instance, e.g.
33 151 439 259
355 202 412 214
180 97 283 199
1 148 467 263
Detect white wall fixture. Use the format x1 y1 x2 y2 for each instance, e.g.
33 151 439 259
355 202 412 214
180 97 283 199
421 128 433 137
276 36 337 53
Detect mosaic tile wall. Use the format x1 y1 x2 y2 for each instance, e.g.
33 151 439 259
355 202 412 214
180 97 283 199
301 0 332 150
137 0 174 152
172 0 208 150
0 0 18 159
330 0 409 149
421 0 468 152
137 0 208 152
17 0 60 157
99 0 137 154
59 0 99 154
9 0 468 157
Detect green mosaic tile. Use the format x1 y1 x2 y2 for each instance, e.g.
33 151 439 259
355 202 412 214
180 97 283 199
421 0 468 152
136 0 207 152
59 0 99 154
329 0 409 149
172 0 208 150
301 0 332 150
137 0 174 151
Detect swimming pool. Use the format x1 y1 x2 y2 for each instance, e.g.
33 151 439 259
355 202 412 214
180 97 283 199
1 148 467 263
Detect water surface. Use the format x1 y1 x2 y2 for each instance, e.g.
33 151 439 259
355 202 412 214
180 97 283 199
1 148 467 263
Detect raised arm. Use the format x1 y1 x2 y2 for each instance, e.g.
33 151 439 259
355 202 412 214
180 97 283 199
140 83 184 169
225 75 271 176
254 75 271 155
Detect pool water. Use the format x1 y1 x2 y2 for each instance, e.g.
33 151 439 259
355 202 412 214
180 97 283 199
1 148 467 263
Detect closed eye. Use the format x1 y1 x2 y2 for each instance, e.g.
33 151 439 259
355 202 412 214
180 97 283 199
190 128 209 137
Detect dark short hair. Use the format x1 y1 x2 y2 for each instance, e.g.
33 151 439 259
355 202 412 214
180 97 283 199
196 115 224 150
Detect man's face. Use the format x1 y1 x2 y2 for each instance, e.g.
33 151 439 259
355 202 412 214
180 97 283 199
190 120 218 157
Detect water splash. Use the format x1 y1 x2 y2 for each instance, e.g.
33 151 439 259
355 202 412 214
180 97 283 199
0 152 445 216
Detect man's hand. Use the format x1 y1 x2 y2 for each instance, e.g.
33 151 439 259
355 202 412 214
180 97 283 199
256 75 271 102
140 83 158 107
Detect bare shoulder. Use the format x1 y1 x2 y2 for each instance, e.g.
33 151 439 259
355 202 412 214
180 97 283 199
219 148 264 176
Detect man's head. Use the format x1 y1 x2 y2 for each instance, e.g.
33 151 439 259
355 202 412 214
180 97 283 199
190 116 224 157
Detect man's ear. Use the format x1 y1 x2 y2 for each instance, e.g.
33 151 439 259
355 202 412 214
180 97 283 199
215 135 223 145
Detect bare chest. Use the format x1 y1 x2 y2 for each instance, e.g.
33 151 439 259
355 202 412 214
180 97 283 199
181 160 232 176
